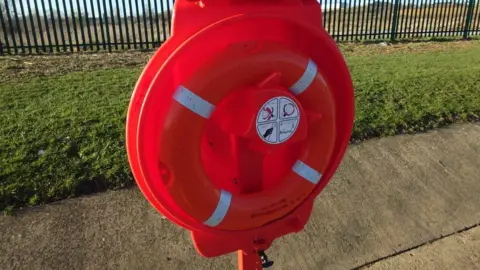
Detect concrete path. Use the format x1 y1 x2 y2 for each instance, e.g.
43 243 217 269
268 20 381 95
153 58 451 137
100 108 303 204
367 225 480 270
1 124 479 270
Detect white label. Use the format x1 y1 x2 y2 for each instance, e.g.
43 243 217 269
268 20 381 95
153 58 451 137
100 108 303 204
256 97 300 144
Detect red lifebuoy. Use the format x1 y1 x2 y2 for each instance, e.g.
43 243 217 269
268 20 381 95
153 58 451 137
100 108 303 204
127 0 354 261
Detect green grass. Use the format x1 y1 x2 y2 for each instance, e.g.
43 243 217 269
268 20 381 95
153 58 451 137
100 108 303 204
1 44 480 210
348 45 480 140
0 69 141 210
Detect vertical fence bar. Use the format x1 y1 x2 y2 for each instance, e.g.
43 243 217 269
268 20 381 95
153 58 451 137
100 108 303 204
135 0 143 48
397 0 409 38
438 0 447 36
442 0 450 36
166 0 172 35
326 0 331 33
372 0 378 38
412 0 420 37
387 0 395 37
424 0 431 37
75 0 86 50
97 0 106 50
320 0 326 28
345 0 352 41
33 0 46 52
365 0 372 39
440 1 449 35
407 0 414 37
406 0 413 37
12 0 25 54
376 0 382 38
83 0 93 50
332 0 337 39
379 0 386 39
153 0 161 45
55 0 66 52
437 2 446 36
122 0 131 49
398 0 406 38
116 0 125 50
463 0 476 38
148 0 155 46
443 0 452 36
68 0 79 51
340 1 346 41
432 0 442 37
455 0 467 36
474 1 480 34
59 0 73 52
318 0 322 26
349 0 354 40
129 0 137 49
448 0 456 36
26 0 39 53
360 0 367 39
141 0 148 46
103 0 111 51
47 0 60 52
412 0 419 37
391 0 401 40
5 0 18 54
426 0 436 37
446 0 455 36
90 0 100 50
19 0 32 54
338 0 343 40
362 0 367 39
372 1 380 39
397 0 403 38
355 0 361 39
456 0 467 36
452 0 461 36
423 0 431 36
0 2 10 55
40 0 53 52
428 0 437 37
108 0 118 50
338 1 348 41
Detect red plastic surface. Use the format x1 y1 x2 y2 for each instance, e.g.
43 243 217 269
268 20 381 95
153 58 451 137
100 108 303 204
126 0 354 263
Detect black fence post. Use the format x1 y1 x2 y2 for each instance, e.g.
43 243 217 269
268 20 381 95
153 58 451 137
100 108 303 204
391 0 401 40
0 2 10 55
463 0 476 39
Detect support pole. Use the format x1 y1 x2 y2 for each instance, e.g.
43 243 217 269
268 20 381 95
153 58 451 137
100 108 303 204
237 250 262 270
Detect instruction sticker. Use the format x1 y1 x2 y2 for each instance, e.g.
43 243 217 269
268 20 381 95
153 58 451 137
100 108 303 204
256 97 299 144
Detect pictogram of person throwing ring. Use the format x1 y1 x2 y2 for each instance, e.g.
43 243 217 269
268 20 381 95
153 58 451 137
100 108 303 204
262 106 275 121
283 103 295 117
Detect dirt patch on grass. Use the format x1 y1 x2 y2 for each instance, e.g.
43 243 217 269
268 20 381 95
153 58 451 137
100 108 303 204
0 51 154 82
340 39 480 57
2 40 480 82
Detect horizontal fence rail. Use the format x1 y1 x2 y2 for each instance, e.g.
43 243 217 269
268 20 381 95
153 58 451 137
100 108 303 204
0 0 479 55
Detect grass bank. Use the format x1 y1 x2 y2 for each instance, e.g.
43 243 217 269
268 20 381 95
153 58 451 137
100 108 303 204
1 42 479 211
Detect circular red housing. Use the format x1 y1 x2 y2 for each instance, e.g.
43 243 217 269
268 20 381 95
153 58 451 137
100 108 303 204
126 0 354 257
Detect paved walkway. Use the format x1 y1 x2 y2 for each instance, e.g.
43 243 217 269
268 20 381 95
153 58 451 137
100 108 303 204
1 124 479 270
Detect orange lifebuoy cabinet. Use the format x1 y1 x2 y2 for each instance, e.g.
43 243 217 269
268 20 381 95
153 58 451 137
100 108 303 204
126 0 354 269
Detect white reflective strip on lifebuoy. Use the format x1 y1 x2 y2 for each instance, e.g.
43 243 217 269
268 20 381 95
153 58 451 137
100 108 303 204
292 160 322 184
289 59 318 95
173 85 215 119
204 189 232 227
